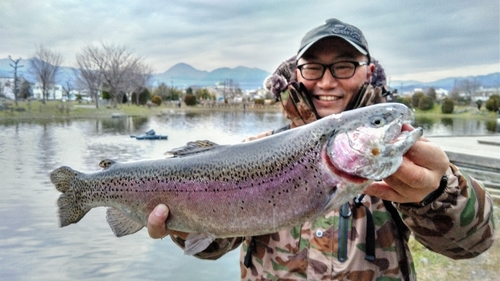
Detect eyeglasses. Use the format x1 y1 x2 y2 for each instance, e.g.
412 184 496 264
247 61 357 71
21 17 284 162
297 61 368 80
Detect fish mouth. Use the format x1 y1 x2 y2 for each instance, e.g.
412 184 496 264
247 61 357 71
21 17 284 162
321 149 368 184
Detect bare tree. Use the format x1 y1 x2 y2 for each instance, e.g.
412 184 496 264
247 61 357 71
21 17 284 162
75 51 102 108
61 80 73 100
76 43 144 108
123 62 153 105
9 56 24 106
458 78 482 105
29 45 63 104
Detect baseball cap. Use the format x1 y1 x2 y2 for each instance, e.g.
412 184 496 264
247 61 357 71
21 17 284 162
297 18 370 62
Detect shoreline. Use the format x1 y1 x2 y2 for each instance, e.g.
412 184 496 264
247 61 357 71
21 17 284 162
0 100 283 121
1 99 498 121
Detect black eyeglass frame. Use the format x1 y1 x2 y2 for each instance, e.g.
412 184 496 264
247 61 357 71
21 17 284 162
296 61 368 80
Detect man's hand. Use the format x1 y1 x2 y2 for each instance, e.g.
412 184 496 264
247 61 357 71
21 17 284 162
363 124 450 204
147 204 189 240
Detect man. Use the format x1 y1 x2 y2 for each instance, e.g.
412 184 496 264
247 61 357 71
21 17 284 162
148 19 494 280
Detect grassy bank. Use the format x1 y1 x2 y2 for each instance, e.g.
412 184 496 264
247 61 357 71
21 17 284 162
1 100 497 121
413 103 497 120
0 100 281 120
410 204 499 280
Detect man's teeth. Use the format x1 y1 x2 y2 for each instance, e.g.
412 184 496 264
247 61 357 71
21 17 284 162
317 96 340 101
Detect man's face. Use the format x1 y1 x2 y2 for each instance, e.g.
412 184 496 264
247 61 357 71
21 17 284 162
295 37 373 117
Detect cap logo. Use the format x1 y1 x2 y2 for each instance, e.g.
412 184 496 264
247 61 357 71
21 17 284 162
331 24 361 41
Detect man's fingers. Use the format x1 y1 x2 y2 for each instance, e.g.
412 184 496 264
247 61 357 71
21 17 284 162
147 204 169 239
403 140 449 175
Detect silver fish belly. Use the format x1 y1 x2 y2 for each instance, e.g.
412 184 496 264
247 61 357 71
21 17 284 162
50 103 422 255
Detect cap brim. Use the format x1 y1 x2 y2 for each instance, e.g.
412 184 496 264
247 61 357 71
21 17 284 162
296 35 368 61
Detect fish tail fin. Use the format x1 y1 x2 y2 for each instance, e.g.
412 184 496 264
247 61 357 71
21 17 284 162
50 166 77 193
50 166 90 227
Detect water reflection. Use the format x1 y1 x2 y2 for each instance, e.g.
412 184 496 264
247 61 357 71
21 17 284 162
413 115 499 136
0 111 287 281
441 117 453 127
486 120 500 132
0 111 498 281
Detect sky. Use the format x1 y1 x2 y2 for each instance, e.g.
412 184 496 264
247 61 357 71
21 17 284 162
1 0 498 84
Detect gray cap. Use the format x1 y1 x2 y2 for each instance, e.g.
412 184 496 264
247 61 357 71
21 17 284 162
297 18 370 62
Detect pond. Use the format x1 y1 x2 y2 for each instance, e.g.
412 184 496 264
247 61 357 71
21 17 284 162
0 110 498 280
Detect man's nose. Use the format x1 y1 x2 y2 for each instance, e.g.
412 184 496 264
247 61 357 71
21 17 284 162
317 68 338 88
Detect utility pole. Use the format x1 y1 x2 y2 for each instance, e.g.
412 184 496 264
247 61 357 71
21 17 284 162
9 56 24 106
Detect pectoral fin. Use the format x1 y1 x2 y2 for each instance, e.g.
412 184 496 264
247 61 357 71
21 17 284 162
184 232 216 255
106 208 144 237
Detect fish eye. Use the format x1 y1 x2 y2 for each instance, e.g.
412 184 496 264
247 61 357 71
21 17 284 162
370 116 386 127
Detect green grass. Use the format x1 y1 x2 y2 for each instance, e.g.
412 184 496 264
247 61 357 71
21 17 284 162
2 100 497 121
410 204 500 280
0 100 176 120
0 100 281 121
413 104 497 120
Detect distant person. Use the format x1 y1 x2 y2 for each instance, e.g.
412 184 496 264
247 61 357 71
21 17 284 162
147 18 494 280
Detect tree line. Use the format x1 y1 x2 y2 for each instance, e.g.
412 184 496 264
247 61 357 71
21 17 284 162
10 43 153 109
396 81 500 114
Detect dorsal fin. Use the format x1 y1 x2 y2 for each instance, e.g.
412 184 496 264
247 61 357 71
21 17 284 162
99 159 116 169
165 140 219 157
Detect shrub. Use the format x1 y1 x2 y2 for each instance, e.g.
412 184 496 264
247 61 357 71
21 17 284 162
397 96 412 108
254 98 265 105
411 92 424 108
475 100 483 110
418 95 434 110
102 91 110 100
132 88 151 105
441 98 455 114
184 94 197 106
151 95 162 106
485 94 500 112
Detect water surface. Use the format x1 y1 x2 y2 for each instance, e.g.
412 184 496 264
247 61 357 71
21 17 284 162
0 111 497 280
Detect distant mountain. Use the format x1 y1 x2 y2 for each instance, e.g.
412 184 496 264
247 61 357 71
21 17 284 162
391 72 500 93
0 58 77 86
156 62 208 80
0 57 497 91
152 64 270 90
0 58 32 80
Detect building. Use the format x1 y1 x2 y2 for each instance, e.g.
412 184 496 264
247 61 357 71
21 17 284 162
0 77 15 99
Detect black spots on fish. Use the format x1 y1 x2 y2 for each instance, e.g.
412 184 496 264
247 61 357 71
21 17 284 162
50 166 77 193
99 159 115 169
57 194 90 227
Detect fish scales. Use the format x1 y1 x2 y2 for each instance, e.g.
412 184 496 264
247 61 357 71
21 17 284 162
51 103 422 255
66 128 330 236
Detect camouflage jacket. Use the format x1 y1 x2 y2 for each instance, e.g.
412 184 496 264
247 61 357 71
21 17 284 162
171 163 495 281
170 65 494 280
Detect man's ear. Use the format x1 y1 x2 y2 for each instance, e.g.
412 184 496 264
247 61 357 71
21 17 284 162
294 68 301 80
365 63 376 83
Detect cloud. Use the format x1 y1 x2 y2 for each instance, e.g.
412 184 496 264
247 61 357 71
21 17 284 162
0 0 498 82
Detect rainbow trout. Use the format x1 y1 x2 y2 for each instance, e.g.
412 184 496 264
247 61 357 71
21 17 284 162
51 103 422 255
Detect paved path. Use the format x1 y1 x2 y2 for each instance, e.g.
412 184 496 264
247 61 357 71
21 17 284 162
427 135 500 193
426 135 500 160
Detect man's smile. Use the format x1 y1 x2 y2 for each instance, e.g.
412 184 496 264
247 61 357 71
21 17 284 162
314 95 342 101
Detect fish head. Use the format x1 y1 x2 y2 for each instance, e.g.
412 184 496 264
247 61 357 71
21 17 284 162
325 103 422 181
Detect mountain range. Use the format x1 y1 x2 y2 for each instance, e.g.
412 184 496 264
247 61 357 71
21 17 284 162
391 73 500 94
0 58 498 92
152 62 270 89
